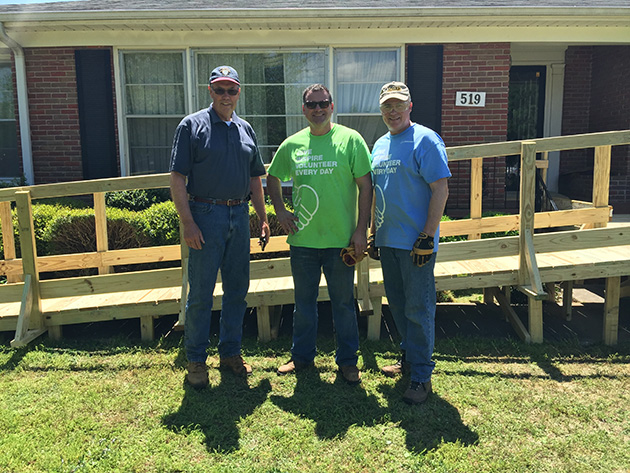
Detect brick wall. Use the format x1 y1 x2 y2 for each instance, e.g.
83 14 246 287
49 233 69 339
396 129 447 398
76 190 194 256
560 46 630 211
440 43 510 215
25 48 83 184
591 46 630 176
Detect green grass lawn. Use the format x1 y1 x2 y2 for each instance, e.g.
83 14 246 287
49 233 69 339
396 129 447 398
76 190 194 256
1 331 629 473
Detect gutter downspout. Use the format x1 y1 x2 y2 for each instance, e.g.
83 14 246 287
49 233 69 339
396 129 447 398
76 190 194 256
0 22 34 185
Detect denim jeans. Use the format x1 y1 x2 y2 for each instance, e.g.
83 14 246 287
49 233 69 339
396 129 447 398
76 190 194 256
380 247 436 383
289 246 359 367
184 201 250 362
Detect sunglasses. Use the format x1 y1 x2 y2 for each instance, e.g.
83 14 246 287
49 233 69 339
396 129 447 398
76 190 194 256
304 100 331 110
211 87 239 96
380 102 410 113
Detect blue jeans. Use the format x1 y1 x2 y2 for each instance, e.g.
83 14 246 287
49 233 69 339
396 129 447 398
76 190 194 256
184 201 250 362
380 247 436 383
289 246 359 367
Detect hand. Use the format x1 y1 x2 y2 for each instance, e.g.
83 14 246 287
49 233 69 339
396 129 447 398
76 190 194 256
410 232 434 267
258 221 270 251
367 234 379 260
350 229 368 255
183 221 205 250
277 208 299 235
340 245 366 267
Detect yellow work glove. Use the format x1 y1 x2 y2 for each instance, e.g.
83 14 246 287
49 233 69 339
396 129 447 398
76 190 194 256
410 232 434 267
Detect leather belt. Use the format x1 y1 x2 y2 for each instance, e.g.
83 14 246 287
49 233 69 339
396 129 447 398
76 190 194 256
191 196 246 206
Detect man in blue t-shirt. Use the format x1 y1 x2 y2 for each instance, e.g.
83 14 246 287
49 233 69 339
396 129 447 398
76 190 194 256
370 81 451 405
170 66 269 389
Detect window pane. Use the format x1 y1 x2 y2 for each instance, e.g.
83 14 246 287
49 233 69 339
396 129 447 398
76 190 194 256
0 121 19 176
124 53 184 84
334 49 398 151
127 117 181 175
335 50 398 114
0 64 18 177
0 66 14 119
126 84 185 115
337 115 388 150
122 52 186 174
195 51 326 163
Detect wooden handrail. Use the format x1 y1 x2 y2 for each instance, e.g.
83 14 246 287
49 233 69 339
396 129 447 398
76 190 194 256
1 130 629 283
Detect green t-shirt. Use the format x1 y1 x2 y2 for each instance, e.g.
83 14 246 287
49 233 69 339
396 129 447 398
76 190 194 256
268 124 372 248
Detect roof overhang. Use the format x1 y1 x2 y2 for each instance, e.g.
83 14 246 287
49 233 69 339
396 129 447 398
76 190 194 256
1 7 629 48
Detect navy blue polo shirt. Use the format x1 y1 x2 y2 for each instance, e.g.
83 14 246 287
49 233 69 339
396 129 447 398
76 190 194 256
169 106 266 200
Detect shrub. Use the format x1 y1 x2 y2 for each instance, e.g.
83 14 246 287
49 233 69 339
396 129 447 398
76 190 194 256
106 189 171 212
142 201 180 246
249 203 285 237
43 207 151 255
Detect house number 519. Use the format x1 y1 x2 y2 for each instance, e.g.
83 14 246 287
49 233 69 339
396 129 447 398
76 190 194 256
455 91 486 107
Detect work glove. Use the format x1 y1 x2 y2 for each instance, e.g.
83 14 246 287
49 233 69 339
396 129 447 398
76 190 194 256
366 234 379 260
340 246 366 267
410 232 434 267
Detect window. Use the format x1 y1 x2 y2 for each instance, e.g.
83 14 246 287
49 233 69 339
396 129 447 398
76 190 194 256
0 63 19 178
119 48 400 174
334 49 399 148
121 52 186 175
195 51 327 163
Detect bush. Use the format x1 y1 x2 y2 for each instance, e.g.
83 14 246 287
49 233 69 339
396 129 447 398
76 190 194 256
249 203 285 237
106 189 171 212
43 207 151 255
142 201 180 246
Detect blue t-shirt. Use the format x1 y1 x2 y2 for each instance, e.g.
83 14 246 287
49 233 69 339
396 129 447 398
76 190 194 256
169 106 265 200
371 123 451 251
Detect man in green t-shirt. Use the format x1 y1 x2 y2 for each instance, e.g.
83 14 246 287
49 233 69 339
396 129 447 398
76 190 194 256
267 84 373 384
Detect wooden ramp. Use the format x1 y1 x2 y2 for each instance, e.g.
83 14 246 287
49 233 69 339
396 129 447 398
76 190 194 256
1 130 630 347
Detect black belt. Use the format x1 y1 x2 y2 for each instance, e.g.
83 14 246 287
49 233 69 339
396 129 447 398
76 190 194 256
191 196 246 206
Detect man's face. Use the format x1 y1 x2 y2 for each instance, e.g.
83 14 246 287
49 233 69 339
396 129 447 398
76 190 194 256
209 80 240 120
380 98 412 135
302 89 333 130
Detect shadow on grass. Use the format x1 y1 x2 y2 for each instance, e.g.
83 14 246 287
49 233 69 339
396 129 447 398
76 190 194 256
162 370 271 453
270 367 386 439
378 376 479 453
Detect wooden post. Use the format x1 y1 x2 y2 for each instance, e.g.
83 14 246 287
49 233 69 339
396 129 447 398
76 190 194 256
94 192 112 275
603 276 620 346
140 315 155 341
540 151 549 184
0 201 19 283
519 141 544 343
256 305 272 342
592 145 611 229
367 296 383 341
468 157 483 240
356 258 373 316
519 141 537 281
562 280 573 321
11 191 46 347
176 221 189 330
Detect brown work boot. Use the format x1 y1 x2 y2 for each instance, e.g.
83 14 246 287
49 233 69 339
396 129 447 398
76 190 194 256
219 354 252 377
277 358 314 375
186 361 209 389
403 380 432 405
381 359 410 377
339 365 362 385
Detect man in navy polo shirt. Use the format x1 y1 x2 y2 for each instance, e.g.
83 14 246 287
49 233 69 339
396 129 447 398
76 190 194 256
170 65 269 389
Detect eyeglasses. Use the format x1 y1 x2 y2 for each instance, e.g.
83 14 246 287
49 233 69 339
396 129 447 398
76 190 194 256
211 87 239 96
304 100 331 110
380 102 410 113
